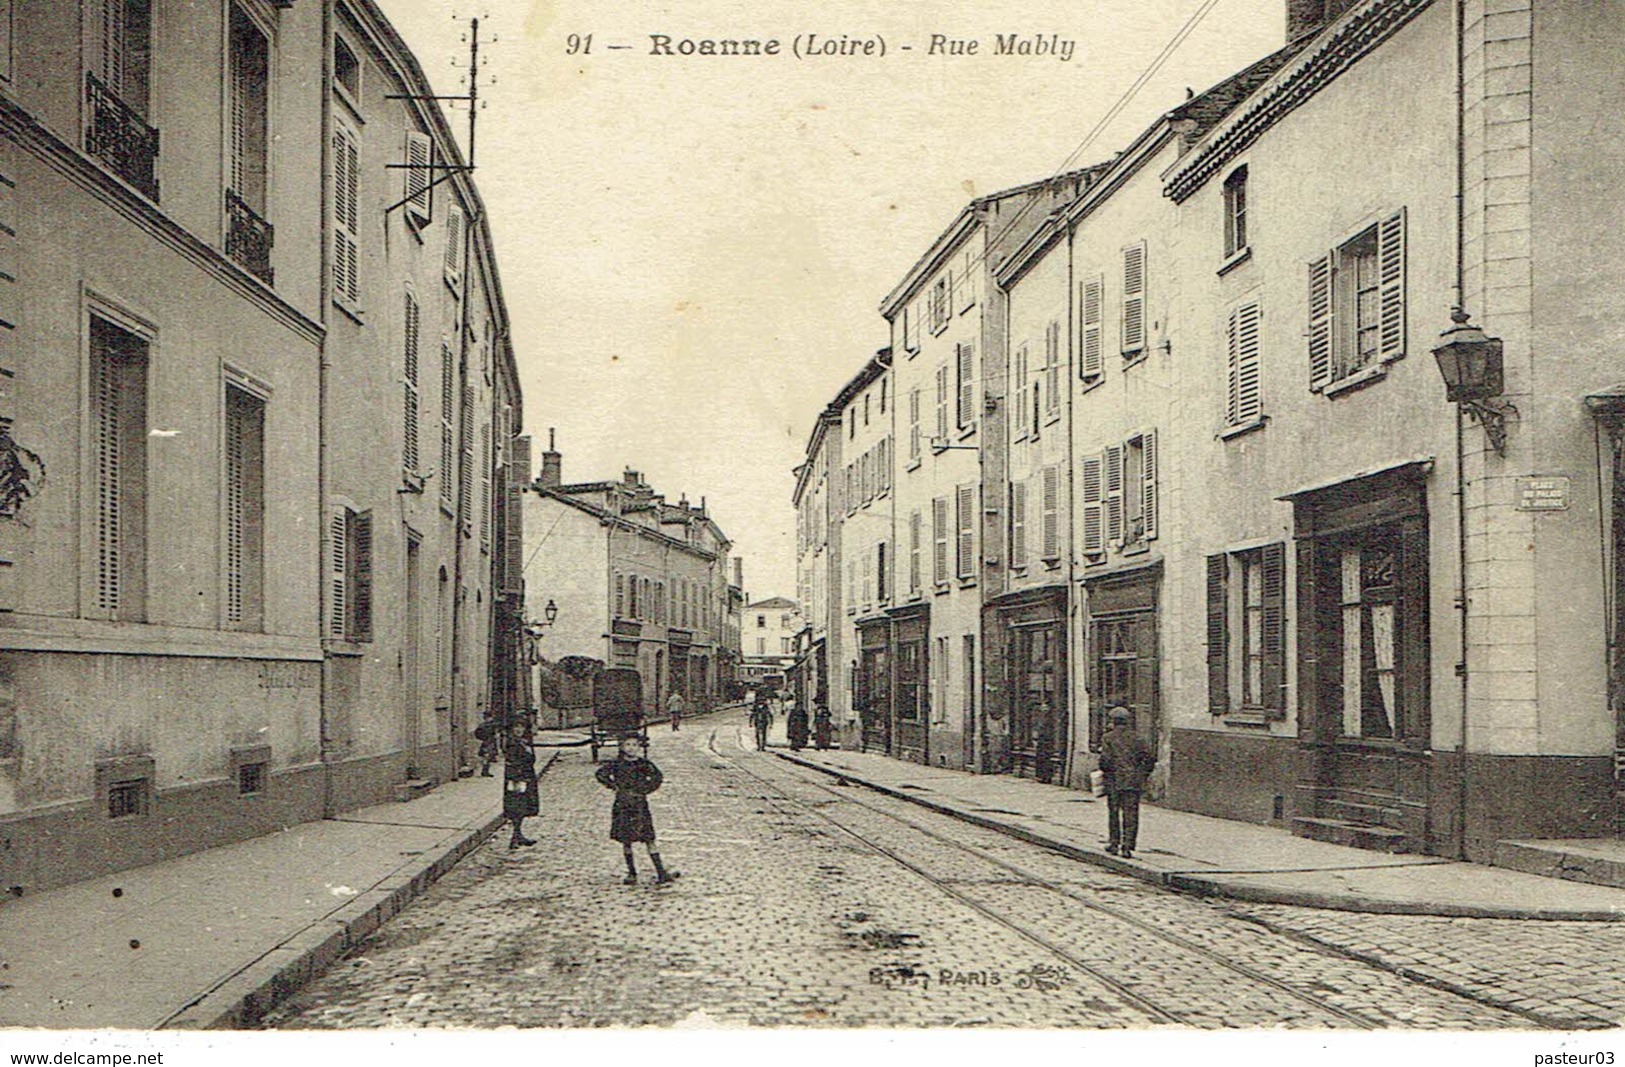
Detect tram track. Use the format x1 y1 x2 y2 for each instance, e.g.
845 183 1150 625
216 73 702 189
706 724 1550 1030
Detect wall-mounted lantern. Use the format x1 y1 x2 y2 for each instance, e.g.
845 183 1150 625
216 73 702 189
1432 307 1515 456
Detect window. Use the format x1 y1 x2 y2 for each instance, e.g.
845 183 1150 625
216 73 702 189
1041 465 1059 561
87 0 156 197
108 777 148 818
1079 277 1104 382
480 422 491 552
863 392 870 427
403 293 421 476
89 314 149 621
439 342 455 507
1012 343 1029 439
909 510 922 594
1080 454 1104 562
757 637 766 655
458 382 474 531
932 496 949 586
331 120 361 308
904 302 921 353
1223 166 1248 259
226 6 271 281
908 387 921 462
1207 544 1286 717
1009 481 1027 570
955 484 975 581
1226 299 1263 427
877 542 888 603
934 364 949 445
237 760 266 795
880 377 888 414
847 408 855 440
1044 321 1060 416
615 573 625 618
224 384 265 631
930 277 949 333
1122 241 1147 357
962 634 976 720
404 130 433 226
959 249 976 313
756 614 766 628
955 341 975 429
782 637 793 655
444 209 464 290
1089 430 1158 556
333 33 361 102
629 573 640 619
328 506 372 641
1310 209 1406 391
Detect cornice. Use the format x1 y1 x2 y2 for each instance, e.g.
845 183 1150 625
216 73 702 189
0 96 325 347
1164 0 1435 204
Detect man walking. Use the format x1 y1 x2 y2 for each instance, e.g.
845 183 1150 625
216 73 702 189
666 689 685 732
1098 706 1156 859
749 692 773 751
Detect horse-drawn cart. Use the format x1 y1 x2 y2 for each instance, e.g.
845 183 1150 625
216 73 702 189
590 667 646 762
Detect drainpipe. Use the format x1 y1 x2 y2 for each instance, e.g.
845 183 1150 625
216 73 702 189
317 0 335 818
1063 217 1079 790
1452 0 1472 860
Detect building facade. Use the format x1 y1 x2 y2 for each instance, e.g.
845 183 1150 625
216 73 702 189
740 596 801 687
523 448 734 721
0 0 520 893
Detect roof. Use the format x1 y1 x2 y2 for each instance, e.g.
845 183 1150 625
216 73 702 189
1167 36 1316 144
746 597 799 610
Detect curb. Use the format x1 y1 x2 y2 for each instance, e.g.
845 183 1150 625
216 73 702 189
161 753 558 1030
775 751 1625 922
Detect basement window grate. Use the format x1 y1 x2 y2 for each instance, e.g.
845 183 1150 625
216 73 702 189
108 778 148 819
238 762 266 796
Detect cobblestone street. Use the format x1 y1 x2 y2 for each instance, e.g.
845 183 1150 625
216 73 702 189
264 710 1625 1030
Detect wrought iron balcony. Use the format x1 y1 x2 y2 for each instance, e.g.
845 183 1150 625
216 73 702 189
226 189 275 285
85 73 159 201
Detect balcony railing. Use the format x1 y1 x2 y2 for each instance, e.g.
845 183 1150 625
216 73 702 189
226 189 275 285
85 72 159 201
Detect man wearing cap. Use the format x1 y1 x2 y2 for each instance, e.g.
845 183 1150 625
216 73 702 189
1098 706 1156 859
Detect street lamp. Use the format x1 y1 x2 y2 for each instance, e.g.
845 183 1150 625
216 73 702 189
1432 307 1515 456
522 599 559 663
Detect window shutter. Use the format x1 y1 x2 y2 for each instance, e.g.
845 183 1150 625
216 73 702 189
480 422 492 550
1236 302 1262 424
909 510 922 593
1377 208 1406 363
1080 277 1104 380
1013 344 1029 437
960 250 975 312
1045 321 1060 413
225 399 245 624
956 342 974 428
955 484 975 580
92 346 122 612
935 365 949 441
1080 455 1104 559
1308 254 1333 391
332 125 360 305
351 510 373 642
403 293 420 473
908 387 920 461
932 496 948 585
1141 429 1158 541
1010 481 1027 568
328 509 348 637
458 386 474 533
1041 465 1058 559
444 209 464 287
439 342 456 504
405 130 433 225
1261 541 1287 718
1207 554 1229 714
1122 241 1146 355
1104 443 1124 545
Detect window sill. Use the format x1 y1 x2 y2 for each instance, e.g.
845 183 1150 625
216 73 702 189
906 459 921 473
957 425 976 441
1079 375 1103 395
1217 245 1252 276
324 639 367 657
440 499 456 519
401 470 427 494
933 582 951 596
1218 416 1268 441
1322 363 1388 397
444 271 462 296
1009 564 1028 576
1043 413 1061 427
1122 349 1147 367
956 578 978 591
1041 557 1062 570
332 82 364 124
1219 710 1274 728
332 295 364 325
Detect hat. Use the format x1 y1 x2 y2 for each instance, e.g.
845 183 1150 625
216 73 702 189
1108 706 1131 724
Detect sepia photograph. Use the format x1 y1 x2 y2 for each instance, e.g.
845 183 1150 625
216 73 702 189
0 0 1623 1056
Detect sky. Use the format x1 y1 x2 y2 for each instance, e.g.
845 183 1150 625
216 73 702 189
379 0 1286 600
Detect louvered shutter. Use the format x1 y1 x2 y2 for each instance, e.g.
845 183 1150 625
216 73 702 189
1010 481 1027 568
956 342 974 428
229 34 248 199
480 422 492 550
1013 345 1029 437
1260 542 1287 718
328 509 348 637
351 510 373 641
1141 429 1158 541
1236 303 1262 424
1377 208 1406 363
1080 455 1104 559
405 130 433 225
1104 443 1124 545
932 496 948 585
1122 241 1146 355
459 387 474 534
506 435 528 593
1207 554 1229 714
1308 254 1333 391
909 510 922 593
908 387 920 461
444 209 464 287
1041 465 1059 559
935 365 949 441
439 342 455 504
100 0 126 95
332 125 360 305
93 346 122 612
403 293 420 474
1081 278 1104 380
955 484 975 580
1045 322 1060 413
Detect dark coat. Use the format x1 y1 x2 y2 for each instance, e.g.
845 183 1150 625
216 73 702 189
503 736 539 818
596 757 663 843
1098 725 1156 793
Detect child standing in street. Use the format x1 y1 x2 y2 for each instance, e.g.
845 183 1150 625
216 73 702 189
595 736 679 886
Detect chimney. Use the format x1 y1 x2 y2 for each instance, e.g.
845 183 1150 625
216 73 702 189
732 557 743 590
623 468 641 487
1286 0 1356 42
537 428 562 489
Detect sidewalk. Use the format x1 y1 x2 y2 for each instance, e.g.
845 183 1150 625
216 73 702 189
774 743 1625 922
0 764 529 1030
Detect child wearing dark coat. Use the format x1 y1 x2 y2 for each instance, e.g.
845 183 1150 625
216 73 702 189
595 736 679 885
503 717 539 850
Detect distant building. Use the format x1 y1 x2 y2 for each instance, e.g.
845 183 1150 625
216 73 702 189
740 597 802 688
523 443 734 721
